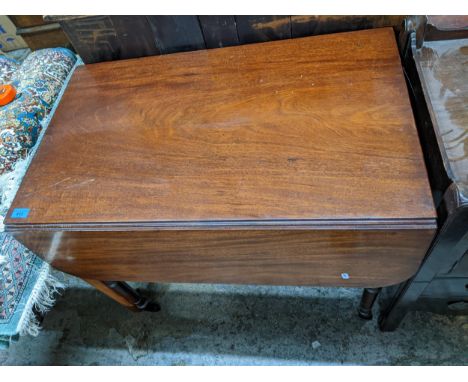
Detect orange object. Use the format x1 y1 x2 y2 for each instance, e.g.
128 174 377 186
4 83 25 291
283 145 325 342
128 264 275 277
0 84 16 106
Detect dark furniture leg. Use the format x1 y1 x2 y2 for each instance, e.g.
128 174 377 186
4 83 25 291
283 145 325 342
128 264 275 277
378 280 427 331
85 279 160 312
379 185 468 331
358 287 382 320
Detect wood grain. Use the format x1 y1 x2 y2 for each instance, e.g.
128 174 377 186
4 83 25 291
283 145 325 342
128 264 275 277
12 229 435 288
5 28 437 288
6 28 435 229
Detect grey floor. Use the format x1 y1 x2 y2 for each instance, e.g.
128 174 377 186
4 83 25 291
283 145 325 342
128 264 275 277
1 274 467 365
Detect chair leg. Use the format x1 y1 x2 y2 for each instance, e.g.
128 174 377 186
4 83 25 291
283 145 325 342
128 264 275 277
379 303 410 331
85 279 160 312
358 287 382 320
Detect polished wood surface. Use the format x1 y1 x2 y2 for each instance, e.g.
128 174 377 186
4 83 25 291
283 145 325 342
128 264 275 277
6 28 434 229
6 28 436 289
12 229 435 287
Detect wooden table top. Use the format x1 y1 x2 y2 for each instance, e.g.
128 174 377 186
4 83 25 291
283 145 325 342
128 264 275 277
6 28 436 230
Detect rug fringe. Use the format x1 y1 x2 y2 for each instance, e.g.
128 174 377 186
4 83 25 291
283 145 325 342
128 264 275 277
17 265 65 337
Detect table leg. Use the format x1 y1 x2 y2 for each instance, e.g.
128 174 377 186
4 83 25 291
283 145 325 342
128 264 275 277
85 279 160 312
358 287 382 320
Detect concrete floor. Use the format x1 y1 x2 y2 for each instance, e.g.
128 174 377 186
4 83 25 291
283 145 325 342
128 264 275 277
1 274 467 365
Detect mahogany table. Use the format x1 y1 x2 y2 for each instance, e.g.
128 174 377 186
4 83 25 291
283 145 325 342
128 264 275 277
5 28 437 317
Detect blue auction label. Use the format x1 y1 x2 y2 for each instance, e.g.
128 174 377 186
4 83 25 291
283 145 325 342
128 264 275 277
11 208 30 219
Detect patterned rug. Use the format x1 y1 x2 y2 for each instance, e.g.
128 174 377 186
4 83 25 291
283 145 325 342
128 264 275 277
0 235 61 348
0 50 81 348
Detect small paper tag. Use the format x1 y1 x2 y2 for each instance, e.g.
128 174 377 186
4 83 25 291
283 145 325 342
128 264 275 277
11 208 30 219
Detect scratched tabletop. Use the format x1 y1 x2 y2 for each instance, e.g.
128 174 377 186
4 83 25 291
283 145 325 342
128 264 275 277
6 28 434 228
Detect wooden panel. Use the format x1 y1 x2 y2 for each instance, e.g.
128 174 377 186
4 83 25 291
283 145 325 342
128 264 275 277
9 15 70 50
20 29 70 51
9 15 46 27
5 28 435 228
109 16 160 59
61 16 116 64
291 16 405 38
198 16 239 48
59 16 159 63
59 16 118 63
51 15 409 63
146 15 205 54
235 16 291 43
12 229 435 288
59 15 206 61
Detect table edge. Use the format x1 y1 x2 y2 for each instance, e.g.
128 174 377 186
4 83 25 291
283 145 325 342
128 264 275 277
5 217 437 232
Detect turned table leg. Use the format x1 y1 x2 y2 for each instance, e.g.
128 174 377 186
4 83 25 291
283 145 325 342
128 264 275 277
85 279 160 312
358 287 382 320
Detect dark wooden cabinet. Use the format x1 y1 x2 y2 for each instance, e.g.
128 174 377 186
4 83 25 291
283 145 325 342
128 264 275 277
45 15 406 63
